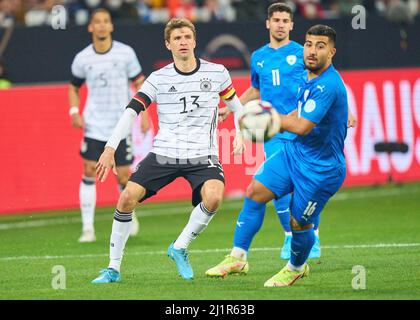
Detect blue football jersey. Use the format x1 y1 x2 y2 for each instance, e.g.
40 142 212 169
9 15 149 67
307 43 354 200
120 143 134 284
288 64 348 170
250 41 306 141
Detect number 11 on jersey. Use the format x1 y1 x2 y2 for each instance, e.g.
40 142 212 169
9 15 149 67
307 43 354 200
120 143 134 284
272 69 280 86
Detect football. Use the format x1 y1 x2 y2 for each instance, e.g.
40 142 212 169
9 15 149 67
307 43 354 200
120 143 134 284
239 100 282 142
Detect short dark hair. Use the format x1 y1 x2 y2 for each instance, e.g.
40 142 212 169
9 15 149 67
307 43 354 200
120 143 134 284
267 2 293 20
307 24 336 46
89 8 112 23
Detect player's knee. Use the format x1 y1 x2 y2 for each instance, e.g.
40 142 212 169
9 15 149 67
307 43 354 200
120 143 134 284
201 188 223 212
118 188 140 211
290 216 313 231
245 180 273 203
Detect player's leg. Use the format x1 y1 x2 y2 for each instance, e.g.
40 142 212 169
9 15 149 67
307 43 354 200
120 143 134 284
263 138 293 259
115 137 140 236
168 157 225 280
92 153 178 284
92 181 146 284
78 137 104 242
264 166 346 287
79 158 97 242
173 179 224 250
308 214 321 259
206 150 293 278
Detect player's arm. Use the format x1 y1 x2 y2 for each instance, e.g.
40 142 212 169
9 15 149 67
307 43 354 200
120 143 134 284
96 92 151 182
239 86 260 105
278 114 316 136
348 107 357 128
132 74 150 133
68 83 84 129
219 86 260 123
220 85 246 155
69 54 86 128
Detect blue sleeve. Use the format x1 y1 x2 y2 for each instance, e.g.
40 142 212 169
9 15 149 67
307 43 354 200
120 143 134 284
250 53 259 89
300 84 336 124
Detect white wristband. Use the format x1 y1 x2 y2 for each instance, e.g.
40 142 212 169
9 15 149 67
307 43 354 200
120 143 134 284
69 106 79 116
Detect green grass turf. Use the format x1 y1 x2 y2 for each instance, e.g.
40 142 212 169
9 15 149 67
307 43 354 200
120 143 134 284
0 182 419 300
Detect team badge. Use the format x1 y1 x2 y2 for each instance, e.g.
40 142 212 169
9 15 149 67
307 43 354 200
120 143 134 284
200 78 212 92
286 55 297 65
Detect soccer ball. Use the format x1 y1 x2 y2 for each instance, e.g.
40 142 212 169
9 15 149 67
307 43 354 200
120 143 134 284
239 100 282 142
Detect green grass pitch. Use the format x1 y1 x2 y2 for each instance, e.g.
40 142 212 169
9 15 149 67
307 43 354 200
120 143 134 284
0 182 419 300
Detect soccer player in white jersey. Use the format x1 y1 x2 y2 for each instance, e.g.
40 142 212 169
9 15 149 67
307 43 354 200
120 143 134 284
69 8 149 243
91 18 246 283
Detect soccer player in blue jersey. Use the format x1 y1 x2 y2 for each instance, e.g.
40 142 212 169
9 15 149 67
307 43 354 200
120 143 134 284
207 24 348 286
219 2 320 261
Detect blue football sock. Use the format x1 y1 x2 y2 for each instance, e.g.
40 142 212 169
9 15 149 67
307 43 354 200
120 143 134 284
274 193 292 233
233 197 266 252
290 228 316 267
313 215 320 231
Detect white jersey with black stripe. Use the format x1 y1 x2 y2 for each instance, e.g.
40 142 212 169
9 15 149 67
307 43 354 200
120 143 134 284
139 59 233 159
71 40 142 141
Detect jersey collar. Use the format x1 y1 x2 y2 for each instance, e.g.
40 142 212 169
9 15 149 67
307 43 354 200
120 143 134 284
174 58 201 76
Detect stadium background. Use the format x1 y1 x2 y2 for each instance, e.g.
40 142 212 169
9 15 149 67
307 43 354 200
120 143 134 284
0 0 419 215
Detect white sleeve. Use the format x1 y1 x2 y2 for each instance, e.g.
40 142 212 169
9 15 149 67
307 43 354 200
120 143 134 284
139 73 158 102
71 53 85 79
219 66 232 93
105 108 138 150
224 95 242 132
127 47 142 79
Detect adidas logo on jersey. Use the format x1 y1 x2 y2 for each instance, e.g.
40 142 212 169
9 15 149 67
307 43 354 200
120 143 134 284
168 86 177 92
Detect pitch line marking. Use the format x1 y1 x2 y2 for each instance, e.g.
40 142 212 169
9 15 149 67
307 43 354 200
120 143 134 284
0 187 418 231
0 243 419 261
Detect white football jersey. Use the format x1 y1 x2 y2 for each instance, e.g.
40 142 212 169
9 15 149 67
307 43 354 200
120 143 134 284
71 40 142 141
139 59 234 159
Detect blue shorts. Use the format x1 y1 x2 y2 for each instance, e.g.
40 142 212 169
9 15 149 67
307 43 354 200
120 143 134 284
254 142 346 225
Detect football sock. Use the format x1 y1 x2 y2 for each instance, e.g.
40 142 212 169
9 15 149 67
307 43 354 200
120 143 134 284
274 193 292 233
109 210 132 272
230 247 247 260
173 202 216 249
232 197 266 254
289 228 316 269
80 176 96 232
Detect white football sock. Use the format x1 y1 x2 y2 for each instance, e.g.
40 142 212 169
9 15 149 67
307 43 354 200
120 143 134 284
285 231 292 237
79 176 96 232
108 210 133 272
230 247 247 260
173 203 216 249
286 260 305 272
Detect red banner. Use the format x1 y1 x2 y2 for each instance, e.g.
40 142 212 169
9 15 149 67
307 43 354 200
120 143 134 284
1 67 419 214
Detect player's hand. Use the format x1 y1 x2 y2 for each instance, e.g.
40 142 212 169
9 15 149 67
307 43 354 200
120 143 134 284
348 111 357 128
218 107 231 123
232 131 246 155
96 147 117 182
71 113 84 129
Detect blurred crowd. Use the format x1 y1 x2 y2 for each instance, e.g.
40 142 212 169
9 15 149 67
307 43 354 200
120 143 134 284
0 0 419 27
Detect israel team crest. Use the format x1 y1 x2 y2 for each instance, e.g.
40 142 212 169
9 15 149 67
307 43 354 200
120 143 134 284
286 55 297 65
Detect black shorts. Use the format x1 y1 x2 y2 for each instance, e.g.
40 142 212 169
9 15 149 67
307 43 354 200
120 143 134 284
129 153 225 206
80 136 133 166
